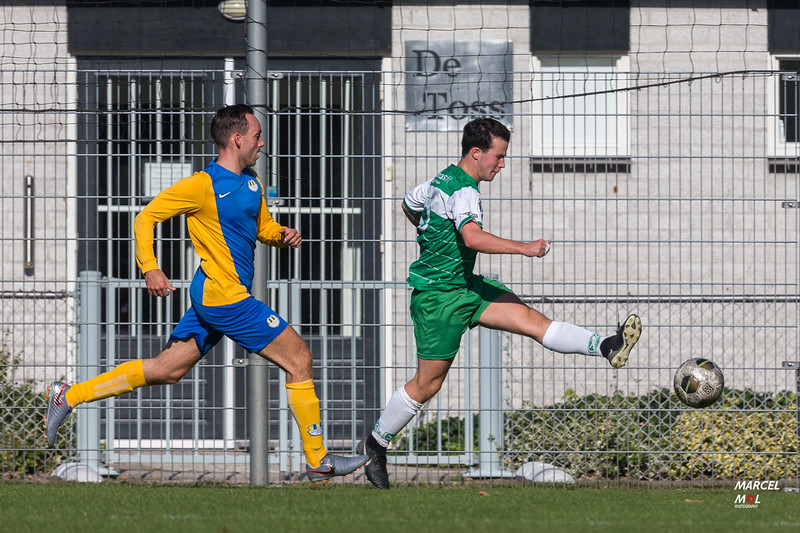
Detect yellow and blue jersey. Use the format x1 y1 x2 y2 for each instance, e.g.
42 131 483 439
134 160 286 307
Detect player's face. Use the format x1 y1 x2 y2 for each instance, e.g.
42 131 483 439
474 136 507 182
240 113 265 168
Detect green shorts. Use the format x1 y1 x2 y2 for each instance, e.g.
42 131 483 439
409 275 512 360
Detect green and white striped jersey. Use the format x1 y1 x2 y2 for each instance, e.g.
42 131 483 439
404 164 483 290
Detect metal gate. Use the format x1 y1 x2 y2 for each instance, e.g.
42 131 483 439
72 65 383 469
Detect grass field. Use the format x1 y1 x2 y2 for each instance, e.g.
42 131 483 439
1 482 799 533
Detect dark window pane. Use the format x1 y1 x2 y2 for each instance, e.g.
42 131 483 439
779 60 799 143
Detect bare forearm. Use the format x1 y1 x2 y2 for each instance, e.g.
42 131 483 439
463 228 525 254
461 221 549 257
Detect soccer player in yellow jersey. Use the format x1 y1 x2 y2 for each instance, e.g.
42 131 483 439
44 104 367 482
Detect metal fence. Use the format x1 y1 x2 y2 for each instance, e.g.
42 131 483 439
2 62 799 487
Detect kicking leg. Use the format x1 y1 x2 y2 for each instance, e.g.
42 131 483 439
477 291 552 341
478 292 641 367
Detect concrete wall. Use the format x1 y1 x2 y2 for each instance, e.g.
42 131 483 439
0 1 77 385
1 1 796 406
384 1 798 414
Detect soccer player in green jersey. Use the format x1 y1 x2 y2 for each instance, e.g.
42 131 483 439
358 117 642 489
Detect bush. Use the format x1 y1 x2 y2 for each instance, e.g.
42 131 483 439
668 397 798 480
394 388 799 481
503 388 681 479
395 414 478 454
0 342 74 477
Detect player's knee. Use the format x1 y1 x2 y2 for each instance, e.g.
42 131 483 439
297 349 313 375
522 309 550 340
286 346 314 381
418 389 437 404
415 380 444 403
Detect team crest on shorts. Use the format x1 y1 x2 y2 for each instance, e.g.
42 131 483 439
307 423 323 436
248 179 258 192
267 314 281 328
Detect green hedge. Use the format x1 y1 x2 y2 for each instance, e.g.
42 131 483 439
668 403 798 480
395 413 479 453
394 388 799 481
503 388 679 479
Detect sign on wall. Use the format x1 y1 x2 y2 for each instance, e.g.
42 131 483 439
143 161 194 197
405 40 513 132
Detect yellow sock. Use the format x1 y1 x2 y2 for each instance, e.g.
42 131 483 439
286 379 327 468
65 360 147 408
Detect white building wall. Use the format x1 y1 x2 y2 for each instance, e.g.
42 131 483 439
385 2 534 413
385 1 798 415
0 1 795 411
0 2 77 385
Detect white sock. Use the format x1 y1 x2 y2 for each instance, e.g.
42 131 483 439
371 386 423 447
542 321 604 356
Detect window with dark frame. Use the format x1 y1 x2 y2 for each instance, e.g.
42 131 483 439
778 60 800 144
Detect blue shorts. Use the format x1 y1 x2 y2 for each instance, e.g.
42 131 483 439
170 296 289 355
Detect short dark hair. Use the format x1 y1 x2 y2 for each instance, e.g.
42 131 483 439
461 117 510 157
210 104 255 148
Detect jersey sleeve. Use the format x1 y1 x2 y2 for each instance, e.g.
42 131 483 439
448 187 483 231
256 194 287 247
403 179 432 214
133 172 207 274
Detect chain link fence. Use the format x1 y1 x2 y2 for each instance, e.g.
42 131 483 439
1 3 799 487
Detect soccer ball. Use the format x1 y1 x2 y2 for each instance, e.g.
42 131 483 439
673 358 724 408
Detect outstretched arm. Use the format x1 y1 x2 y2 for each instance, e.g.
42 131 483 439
460 220 550 257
